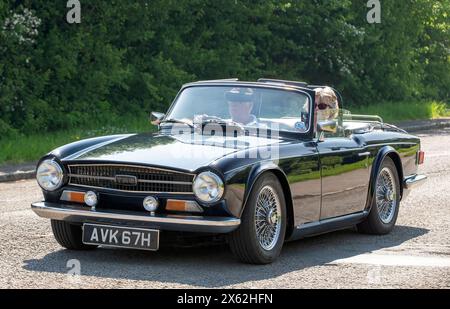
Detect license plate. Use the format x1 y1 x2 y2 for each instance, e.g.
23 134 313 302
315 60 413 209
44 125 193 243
82 224 159 251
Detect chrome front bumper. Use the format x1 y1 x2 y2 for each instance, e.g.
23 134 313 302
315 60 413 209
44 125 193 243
402 174 427 199
31 202 240 233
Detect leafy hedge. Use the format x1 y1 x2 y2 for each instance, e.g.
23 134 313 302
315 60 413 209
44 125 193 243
0 0 448 136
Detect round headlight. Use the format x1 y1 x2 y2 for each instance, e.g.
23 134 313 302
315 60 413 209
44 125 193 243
193 171 224 203
84 191 98 207
143 196 159 212
36 159 64 191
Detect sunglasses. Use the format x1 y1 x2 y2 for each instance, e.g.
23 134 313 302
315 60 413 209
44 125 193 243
317 103 329 110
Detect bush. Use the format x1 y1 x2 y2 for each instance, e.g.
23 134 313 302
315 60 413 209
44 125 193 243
0 1 448 136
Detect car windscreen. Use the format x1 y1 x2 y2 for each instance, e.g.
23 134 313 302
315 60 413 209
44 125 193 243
165 86 311 133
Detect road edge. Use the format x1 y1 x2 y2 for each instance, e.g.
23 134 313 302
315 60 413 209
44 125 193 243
0 170 36 183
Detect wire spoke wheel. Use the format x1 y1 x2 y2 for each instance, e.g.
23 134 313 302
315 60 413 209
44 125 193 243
254 185 282 251
376 167 397 224
357 157 400 235
229 173 286 264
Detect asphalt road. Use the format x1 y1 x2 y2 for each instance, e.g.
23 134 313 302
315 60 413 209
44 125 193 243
0 129 449 289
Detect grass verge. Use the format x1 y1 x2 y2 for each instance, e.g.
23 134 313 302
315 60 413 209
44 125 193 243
351 100 449 123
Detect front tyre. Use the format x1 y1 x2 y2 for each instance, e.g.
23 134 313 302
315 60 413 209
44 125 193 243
229 173 286 264
357 157 401 235
51 220 97 250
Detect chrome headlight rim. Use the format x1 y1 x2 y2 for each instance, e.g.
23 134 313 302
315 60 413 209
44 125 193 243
193 171 225 204
36 158 64 192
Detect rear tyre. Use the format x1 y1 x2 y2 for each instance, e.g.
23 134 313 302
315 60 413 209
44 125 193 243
51 220 97 250
357 157 400 235
228 173 286 264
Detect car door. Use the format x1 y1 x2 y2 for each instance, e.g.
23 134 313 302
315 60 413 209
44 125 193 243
316 132 371 220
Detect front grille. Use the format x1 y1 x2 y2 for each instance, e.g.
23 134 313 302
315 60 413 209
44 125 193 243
67 164 194 194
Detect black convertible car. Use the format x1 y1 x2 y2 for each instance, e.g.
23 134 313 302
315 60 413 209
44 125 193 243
31 79 426 264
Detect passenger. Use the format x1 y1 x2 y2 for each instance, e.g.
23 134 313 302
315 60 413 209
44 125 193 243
315 86 339 122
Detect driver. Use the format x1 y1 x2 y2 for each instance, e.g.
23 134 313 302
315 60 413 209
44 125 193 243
225 88 258 125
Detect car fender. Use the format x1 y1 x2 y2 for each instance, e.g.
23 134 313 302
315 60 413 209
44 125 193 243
50 134 134 160
365 146 404 211
241 161 290 212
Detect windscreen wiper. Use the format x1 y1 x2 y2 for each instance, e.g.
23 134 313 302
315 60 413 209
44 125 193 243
198 118 244 131
160 119 194 128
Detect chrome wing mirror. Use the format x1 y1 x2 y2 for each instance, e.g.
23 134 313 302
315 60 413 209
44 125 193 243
317 120 337 142
150 112 165 125
318 120 337 133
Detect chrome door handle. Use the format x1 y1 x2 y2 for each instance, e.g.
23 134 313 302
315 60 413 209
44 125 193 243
358 152 371 157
